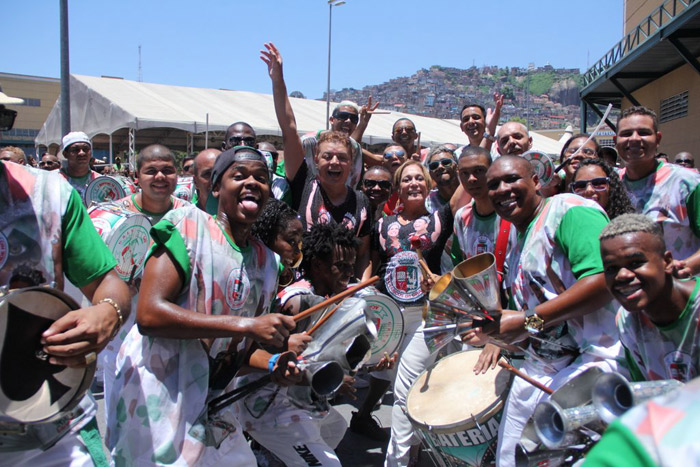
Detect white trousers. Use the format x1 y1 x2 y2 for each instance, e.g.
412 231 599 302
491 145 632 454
384 308 437 467
247 407 346 467
496 358 618 467
0 432 92 467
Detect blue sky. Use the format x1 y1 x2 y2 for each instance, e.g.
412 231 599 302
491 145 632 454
6 1 623 99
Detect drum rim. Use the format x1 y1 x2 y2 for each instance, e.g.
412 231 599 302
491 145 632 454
406 349 513 434
84 175 131 203
0 287 96 424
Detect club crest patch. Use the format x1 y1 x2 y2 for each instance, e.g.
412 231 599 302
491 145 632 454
226 267 251 310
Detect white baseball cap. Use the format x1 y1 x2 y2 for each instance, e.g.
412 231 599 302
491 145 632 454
61 131 92 152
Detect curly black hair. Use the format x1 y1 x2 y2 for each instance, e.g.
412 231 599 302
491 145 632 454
300 223 360 278
573 158 635 220
251 198 300 247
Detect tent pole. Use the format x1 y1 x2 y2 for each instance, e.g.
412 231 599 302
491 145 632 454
109 133 113 163
205 113 209 150
128 128 135 172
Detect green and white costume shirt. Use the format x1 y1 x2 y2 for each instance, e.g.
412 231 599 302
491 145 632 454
621 161 700 263
617 279 700 383
504 194 621 371
109 204 280 466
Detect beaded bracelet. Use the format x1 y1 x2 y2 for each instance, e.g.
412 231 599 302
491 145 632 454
98 297 123 339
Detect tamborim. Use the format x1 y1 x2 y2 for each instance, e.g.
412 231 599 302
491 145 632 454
0 287 95 424
353 286 404 366
407 349 513 466
174 176 195 202
88 203 151 281
84 175 138 205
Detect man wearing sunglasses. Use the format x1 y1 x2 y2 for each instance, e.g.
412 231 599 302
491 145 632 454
222 121 257 151
425 145 459 214
59 131 101 201
616 106 700 278
674 151 695 169
40 152 61 171
362 166 393 220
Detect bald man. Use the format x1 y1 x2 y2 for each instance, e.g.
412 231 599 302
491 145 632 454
674 151 695 169
222 121 256 150
496 121 532 156
193 148 221 210
0 146 27 165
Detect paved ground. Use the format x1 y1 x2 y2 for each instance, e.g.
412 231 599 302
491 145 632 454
93 374 437 466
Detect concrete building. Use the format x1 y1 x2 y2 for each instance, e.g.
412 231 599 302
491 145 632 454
580 0 700 160
0 72 60 157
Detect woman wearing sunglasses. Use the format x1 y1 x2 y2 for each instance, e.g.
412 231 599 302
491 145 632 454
571 158 635 219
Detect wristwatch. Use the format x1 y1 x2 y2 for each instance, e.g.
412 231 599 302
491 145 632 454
524 308 545 334
483 132 496 142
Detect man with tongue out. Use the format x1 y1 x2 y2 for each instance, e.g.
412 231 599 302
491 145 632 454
262 42 372 280
109 146 300 465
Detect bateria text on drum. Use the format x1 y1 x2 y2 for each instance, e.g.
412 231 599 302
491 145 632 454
406 349 513 467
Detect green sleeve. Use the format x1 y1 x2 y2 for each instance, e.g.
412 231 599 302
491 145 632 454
450 234 463 266
555 206 609 279
148 219 192 285
62 189 117 288
686 183 700 238
623 347 646 382
583 419 656 467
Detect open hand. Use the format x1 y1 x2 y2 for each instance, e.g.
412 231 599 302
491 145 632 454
260 42 284 82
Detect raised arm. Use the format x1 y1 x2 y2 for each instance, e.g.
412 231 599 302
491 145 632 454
481 92 504 151
261 42 305 181
351 95 379 144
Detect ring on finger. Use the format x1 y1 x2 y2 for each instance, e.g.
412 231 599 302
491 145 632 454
84 351 97 365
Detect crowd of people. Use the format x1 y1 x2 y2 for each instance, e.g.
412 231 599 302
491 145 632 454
1 41 699 467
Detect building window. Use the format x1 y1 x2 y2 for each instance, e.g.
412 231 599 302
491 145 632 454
3 128 40 137
659 91 688 124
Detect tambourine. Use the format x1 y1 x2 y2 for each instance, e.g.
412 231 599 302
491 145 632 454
522 150 555 187
0 287 96 424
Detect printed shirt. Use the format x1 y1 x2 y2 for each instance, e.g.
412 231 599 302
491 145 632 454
0 161 115 450
58 168 101 201
109 204 279 466
271 173 292 205
620 161 700 262
583 377 700 467
424 189 448 214
289 163 371 237
116 193 190 225
301 131 364 188
372 204 453 304
504 194 621 370
617 279 700 383
454 202 502 259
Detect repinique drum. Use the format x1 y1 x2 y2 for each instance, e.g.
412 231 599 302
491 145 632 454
84 175 138 205
174 176 195 202
0 287 95 423
88 203 151 282
353 286 404 366
407 349 513 466
522 151 555 187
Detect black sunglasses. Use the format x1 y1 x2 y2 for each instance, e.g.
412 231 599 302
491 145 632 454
428 158 454 171
571 177 609 194
332 111 359 124
228 136 256 147
676 159 693 164
363 179 392 190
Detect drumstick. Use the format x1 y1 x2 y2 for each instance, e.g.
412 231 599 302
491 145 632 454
293 276 380 323
409 236 432 277
498 360 553 395
307 301 344 335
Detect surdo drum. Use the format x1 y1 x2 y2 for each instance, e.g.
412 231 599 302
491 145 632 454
88 203 151 282
352 285 404 366
407 350 512 466
84 175 138 205
0 287 95 424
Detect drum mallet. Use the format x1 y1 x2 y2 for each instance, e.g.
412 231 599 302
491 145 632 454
498 360 553 395
409 236 433 278
306 300 345 335
293 276 380 323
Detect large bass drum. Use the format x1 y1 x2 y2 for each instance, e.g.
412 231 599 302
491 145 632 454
353 285 404 366
0 287 96 424
84 175 138 205
407 349 513 466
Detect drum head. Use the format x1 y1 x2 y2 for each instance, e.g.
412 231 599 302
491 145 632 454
406 350 512 433
85 176 128 205
0 288 96 423
363 293 403 365
522 151 555 187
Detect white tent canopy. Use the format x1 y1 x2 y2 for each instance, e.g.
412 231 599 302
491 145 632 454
36 74 563 155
